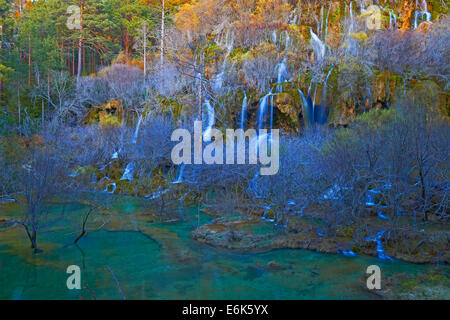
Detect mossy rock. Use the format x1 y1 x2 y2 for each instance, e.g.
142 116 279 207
83 100 123 126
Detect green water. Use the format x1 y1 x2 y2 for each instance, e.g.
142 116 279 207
0 194 447 300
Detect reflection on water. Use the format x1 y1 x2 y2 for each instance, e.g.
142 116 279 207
0 194 447 300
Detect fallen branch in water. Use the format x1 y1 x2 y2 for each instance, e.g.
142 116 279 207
74 207 96 244
105 265 126 300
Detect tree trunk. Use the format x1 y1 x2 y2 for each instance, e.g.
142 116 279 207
161 0 165 67
17 85 21 136
77 36 82 86
143 21 147 80
42 100 44 127
23 224 40 253
419 168 428 221
72 40 75 76
400 0 416 31
47 74 51 112
76 6 83 86
0 24 2 96
28 37 31 86
199 55 204 122
30 228 39 253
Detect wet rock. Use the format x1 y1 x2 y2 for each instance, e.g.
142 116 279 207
267 261 284 270
83 100 123 126
416 21 433 33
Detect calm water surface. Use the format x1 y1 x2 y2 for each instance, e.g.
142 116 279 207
0 194 447 300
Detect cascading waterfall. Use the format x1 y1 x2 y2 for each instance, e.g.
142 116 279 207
120 162 135 181
312 83 318 121
257 93 272 131
214 71 224 93
322 68 334 100
254 92 274 150
214 33 234 92
121 113 143 182
105 182 117 194
285 31 290 52
173 163 185 184
132 114 143 144
203 99 215 143
269 94 274 144
316 68 334 124
319 5 324 39
240 92 248 130
310 29 326 61
289 7 300 25
389 10 398 29
307 79 313 96
297 69 333 126
325 3 331 40
276 58 288 92
366 230 394 261
414 0 431 29
297 88 311 123
349 1 354 33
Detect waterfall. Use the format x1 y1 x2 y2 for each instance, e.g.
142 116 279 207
272 31 277 44
312 83 318 121
349 1 354 33
298 88 314 125
322 68 334 100
257 93 272 130
203 99 215 142
319 5 324 38
105 182 117 194
276 58 287 92
173 164 185 184
285 31 290 52
214 35 234 92
214 71 224 93
132 114 143 144
325 3 331 40
366 230 394 261
414 0 432 29
269 94 274 143
289 8 298 25
315 68 333 124
310 29 326 60
298 78 332 126
389 11 397 29
291 14 298 25
240 92 248 130
120 162 135 181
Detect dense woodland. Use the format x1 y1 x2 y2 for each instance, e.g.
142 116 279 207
0 0 449 276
